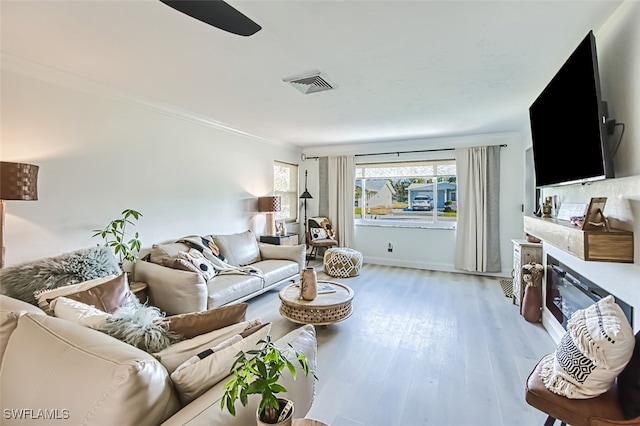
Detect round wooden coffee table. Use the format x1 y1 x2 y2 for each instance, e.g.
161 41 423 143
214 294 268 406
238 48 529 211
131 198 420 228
279 280 354 325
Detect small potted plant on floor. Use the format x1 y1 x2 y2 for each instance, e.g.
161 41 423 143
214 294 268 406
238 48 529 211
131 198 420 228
92 209 143 268
221 334 316 425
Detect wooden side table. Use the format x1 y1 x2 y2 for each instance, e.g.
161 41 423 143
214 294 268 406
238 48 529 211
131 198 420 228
130 281 148 304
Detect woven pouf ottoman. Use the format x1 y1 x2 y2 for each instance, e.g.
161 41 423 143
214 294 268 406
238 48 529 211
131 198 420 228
323 247 363 278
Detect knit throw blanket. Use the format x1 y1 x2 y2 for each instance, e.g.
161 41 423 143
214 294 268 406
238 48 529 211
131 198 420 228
176 235 264 282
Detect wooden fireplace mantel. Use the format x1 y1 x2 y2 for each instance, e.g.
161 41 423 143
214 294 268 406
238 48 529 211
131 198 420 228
523 215 634 263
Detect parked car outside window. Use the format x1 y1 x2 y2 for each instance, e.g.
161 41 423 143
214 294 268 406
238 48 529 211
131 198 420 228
412 195 432 211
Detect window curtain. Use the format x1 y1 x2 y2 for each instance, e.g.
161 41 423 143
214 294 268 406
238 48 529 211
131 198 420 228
328 156 356 248
454 145 501 273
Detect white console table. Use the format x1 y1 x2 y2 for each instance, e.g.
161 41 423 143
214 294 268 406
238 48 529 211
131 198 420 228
511 239 543 307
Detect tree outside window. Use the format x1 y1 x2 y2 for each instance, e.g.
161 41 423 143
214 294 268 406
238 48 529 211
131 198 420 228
274 161 299 223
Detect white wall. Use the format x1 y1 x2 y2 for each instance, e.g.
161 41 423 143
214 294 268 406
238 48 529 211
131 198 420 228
1 67 302 268
302 132 527 275
530 1 640 333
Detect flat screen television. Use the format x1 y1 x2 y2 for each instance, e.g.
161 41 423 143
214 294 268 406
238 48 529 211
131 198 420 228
529 31 614 187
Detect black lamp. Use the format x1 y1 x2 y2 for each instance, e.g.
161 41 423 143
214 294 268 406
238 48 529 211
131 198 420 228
300 170 312 236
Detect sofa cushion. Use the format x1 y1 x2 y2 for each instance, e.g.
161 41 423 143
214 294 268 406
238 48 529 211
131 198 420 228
0 295 46 365
162 257 201 274
252 259 299 286
0 313 180 425
150 242 190 265
0 311 18 367
539 295 635 398
258 243 306 270
152 321 254 373
0 294 46 316
164 303 248 339
206 274 264 308
212 230 261 267
170 324 272 405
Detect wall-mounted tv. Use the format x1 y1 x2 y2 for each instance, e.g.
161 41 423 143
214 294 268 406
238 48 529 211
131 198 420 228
529 31 614 187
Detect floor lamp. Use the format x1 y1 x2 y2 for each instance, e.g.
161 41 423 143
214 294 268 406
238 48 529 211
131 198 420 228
300 170 313 244
0 162 39 268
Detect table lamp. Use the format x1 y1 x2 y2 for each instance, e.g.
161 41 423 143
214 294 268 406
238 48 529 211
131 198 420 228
258 195 281 237
0 161 39 268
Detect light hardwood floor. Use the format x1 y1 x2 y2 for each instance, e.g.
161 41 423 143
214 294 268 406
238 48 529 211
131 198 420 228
246 262 556 426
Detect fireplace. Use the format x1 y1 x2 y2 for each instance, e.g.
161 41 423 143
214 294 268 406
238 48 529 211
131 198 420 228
546 255 633 329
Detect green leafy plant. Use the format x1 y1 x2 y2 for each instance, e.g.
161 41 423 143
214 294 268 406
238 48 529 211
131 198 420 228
92 209 143 264
221 334 316 424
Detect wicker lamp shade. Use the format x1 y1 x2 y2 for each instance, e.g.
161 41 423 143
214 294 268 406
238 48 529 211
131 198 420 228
258 196 281 213
0 162 39 200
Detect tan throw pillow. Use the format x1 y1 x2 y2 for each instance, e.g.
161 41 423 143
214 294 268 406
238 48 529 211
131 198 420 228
49 296 111 329
60 274 133 314
170 324 272 405
152 321 255 374
164 303 248 339
162 257 201 274
34 274 118 315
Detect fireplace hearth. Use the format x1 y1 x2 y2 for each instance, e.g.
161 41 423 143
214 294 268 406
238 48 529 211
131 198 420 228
546 255 633 329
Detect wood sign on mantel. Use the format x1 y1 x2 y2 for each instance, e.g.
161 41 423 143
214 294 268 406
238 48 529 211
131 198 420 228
523 215 634 263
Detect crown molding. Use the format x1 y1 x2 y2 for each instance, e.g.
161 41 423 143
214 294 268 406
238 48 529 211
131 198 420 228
1 53 288 147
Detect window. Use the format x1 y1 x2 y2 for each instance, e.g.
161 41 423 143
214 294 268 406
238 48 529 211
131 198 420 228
354 159 457 227
274 161 299 223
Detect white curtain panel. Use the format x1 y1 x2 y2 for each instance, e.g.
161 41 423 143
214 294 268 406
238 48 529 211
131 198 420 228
454 145 501 273
328 156 356 248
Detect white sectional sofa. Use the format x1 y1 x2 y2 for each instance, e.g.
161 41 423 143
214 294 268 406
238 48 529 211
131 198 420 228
134 230 305 315
0 294 317 426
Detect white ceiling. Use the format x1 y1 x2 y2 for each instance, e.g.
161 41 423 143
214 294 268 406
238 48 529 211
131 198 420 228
1 0 624 148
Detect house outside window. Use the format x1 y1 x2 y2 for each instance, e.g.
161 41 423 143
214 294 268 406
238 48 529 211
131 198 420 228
355 159 457 227
273 161 299 223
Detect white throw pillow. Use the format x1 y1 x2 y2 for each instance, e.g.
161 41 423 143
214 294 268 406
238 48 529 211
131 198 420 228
309 228 328 241
33 274 118 315
152 321 254 373
170 324 272 405
539 295 635 398
50 296 111 329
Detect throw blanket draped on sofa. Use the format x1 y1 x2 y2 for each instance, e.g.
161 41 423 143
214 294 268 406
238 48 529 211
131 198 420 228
176 236 264 284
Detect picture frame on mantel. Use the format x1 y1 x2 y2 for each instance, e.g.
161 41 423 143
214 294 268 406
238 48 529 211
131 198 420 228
582 197 609 230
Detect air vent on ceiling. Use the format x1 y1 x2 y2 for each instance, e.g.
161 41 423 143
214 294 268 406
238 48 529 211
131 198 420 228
283 72 337 94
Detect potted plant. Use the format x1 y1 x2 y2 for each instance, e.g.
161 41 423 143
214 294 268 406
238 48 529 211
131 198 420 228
92 209 143 266
220 334 316 425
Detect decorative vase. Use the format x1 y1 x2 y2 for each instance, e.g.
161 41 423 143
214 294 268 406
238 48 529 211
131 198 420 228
256 399 294 426
300 267 318 301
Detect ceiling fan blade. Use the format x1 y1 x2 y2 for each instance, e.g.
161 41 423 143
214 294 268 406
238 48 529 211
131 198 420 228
160 0 261 37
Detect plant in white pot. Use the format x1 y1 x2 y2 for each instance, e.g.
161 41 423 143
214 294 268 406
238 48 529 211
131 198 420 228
221 334 316 425
92 209 143 267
